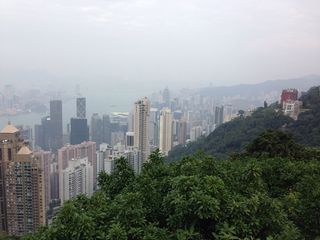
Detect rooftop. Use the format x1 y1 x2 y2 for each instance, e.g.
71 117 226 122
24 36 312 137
0 122 19 134
17 145 32 155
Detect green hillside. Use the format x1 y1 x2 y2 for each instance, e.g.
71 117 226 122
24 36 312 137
168 86 320 161
22 131 320 240
288 86 320 146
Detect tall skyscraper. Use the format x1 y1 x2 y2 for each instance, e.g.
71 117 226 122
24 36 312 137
162 87 170 108
49 100 63 151
159 108 173 155
178 120 187 145
102 114 112 145
70 118 89 145
125 149 141 174
0 123 45 236
91 113 103 148
149 108 159 147
76 97 86 119
134 97 150 164
50 161 59 201
34 116 52 151
33 150 52 212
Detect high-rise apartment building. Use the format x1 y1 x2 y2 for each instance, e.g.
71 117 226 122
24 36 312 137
0 123 45 236
159 108 173 155
50 161 59 201
59 157 93 204
96 144 115 175
58 141 97 192
190 126 203 142
134 97 150 164
178 120 187 145
76 97 86 119
33 150 52 211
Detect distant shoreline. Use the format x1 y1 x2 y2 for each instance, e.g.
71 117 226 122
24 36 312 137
0 110 46 117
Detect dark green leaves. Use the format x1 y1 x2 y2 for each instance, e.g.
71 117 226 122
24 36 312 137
24 147 320 239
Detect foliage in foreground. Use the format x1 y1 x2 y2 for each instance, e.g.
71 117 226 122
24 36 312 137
22 131 320 240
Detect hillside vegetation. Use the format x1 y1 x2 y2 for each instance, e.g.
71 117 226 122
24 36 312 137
19 130 320 240
168 86 320 161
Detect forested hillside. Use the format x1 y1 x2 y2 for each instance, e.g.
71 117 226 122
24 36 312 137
18 131 320 240
288 86 320 146
168 86 320 161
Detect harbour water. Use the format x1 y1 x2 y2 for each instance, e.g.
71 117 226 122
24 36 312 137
0 88 150 133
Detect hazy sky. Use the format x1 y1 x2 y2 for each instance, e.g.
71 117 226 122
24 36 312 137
0 0 319 91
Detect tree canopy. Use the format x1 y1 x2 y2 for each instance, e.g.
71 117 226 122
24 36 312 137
21 132 320 240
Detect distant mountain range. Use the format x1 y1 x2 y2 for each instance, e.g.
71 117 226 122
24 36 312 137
197 75 320 109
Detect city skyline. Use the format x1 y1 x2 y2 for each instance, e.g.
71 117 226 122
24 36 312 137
0 0 319 238
0 83 316 237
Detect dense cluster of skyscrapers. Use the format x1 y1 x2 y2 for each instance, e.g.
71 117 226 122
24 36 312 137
0 86 239 236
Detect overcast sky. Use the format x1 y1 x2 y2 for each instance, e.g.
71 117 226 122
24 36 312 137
0 0 319 91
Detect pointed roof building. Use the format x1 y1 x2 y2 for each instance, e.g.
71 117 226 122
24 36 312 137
17 145 33 155
0 122 19 134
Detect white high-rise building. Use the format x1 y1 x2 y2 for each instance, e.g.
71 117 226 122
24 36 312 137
190 126 203 142
159 108 173 155
59 157 93 204
125 149 141 174
134 97 150 165
104 157 115 174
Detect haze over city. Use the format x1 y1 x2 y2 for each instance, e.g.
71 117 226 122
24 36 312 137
0 1 320 239
1 0 320 92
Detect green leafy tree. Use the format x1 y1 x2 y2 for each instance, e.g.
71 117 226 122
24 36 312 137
98 156 135 198
24 134 320 239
